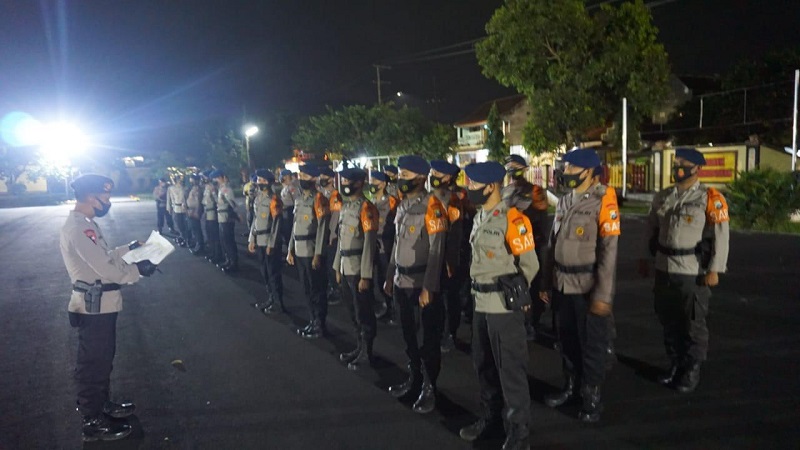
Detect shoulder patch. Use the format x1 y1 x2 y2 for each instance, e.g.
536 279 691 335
505 207 535 255
598 186 621 237
84 229 97 244
706 187 729 224
425 195 448 234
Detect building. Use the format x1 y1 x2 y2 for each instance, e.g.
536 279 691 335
452 94 530 166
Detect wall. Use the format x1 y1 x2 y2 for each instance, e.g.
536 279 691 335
759 145 794 172
0 169 49 193
502 100 531 146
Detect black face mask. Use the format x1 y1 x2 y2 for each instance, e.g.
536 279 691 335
299 179 316 191
429 175 449 189
562 170 587 189
672 165 696 183
341 183 361 197
93 197 112 217
467 186 491 206
258 183 269 191
398 178 421 194
368 185 380 194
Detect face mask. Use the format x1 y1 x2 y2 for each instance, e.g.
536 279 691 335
319 178 331 187
258 183 269 191
398 178 420 194
672 165 695 183
467 186 491 206
299 179 316 191
341 183 361 197
368 185 380 194
93 197 112 217
429 175 448 189
507 168 525 180
562 170 587 189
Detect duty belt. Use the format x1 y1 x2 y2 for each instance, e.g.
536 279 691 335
340 248 363 257
174 203 183 206
254 229 270 236
471 281 502 293
73 282 121 293
294 234 315 241
656 243 697 256
555 262 596 274
397 265 426 275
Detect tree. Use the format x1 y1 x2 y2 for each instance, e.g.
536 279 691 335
204 130 246 185
0 145 67 194
476 0 671 154
485 103 508 162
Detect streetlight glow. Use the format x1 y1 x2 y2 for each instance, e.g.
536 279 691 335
245 126 259 137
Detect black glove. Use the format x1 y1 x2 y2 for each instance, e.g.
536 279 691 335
128 240 142 251
136 260 158 277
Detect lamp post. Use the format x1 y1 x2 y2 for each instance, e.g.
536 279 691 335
244 126 259 170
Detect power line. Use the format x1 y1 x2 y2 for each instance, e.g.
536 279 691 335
382 38 482 64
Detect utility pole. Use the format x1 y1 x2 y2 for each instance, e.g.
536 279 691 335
373 64 391 105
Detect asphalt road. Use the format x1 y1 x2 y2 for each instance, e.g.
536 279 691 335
1 199 799 449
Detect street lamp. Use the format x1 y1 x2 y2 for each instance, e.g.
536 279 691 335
244 126 259 170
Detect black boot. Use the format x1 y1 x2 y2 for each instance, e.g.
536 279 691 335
389 365 421 398
676 360 701 393
82 414 132 442
578 384 603 423
253 293 273 311
658 359 680 386
545 373 578 407
348 333 373 370
501 422 529 450
300 319 323 339
102 401 135 419
412 367 436 414
459 417 503 441
339 333 362 363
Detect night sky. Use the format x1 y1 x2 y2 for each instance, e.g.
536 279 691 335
0 0 798 157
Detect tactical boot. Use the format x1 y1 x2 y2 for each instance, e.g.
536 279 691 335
339 334 363 363
300 320 323 339
676 360 701 393
501 423 530 450
440 334 455 353
459 417 502 442
412 368 436 414
389 365 421 398
578 385 603 423
545 374 578 407
658 359 680 386
296 316 315 335
82 414 132 442
102 401 135 419
373 300 388 319
348 334 373 370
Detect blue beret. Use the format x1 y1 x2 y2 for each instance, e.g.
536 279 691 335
563 148 601 168
299 164 320 177
250 174 258 182
255 168 275 182
280 169 292 178
384 165 398 175
209 169 225 179
370 171 388 182
319 166 335 177
430 160 460 176
71 174 114 194
504 154 527 167
675 147 707 166
201 170 212 178
464 162 506 184
398 155 430 176
340 168 367 182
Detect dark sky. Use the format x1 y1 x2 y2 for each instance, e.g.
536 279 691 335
0 0 798 157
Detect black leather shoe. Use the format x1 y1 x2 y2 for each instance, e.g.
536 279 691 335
545 374 578 407
578 385 603 423
412 382 436 414
389 367 420 398
102 401 135 419
347 336 373 370
658 361 680 386
222 264 239 274
501 423 530 450
296 321 313 335
459 418 502 441
676 361 701 393
339 339 362 363
82 414 132 442
253 301 272 310
300 320 325 339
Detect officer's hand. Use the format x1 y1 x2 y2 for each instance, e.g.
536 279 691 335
704 271 719 287
312 255 321 270
637 258 650 278
446 263 453 279
539 291 550 304
419 288 431 308
136 260 158 277
336 272 341 284
266 247 273 256
358 278 370 293
522 304 531 312
248 242 256 254
287 252 295 266
383 281 393 297
590 300 612 317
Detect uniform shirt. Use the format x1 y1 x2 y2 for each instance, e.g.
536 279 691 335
202 183 218 221
59 211 141 314
288 190 330 258
217 182 237 223
327 190 343 245
386 181 398 198
167 183 187 214
542 183 620 304
386 191 447 292
470 202 539 313
373 191 398 252
502 180 548 247
186 184 203 219
646 181 729 275
153 185 168 207
433 188 465 273
249 189 283 248
281 180 301 208
333 194 378 278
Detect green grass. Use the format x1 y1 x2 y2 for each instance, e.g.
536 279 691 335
732 221 800 234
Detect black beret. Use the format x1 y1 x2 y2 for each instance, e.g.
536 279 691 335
397 155 430 176
504 154 527 167
319 166 335 177
71 174 114 195
464 162 505 184
384 165 398 175
370 171 388 182
675 147 707 166
340 168 367 182
430 160 460 176
563 148 601 169
299 164 320 177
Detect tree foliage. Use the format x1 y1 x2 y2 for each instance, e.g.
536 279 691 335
0 145 69 194
726 168 800 230
203 130 246 184
476 0 671 153
485 103 508 162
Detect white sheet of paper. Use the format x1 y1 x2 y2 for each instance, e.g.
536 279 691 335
122 230 176 265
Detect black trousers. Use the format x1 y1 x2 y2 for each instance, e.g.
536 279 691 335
257 246 284 301
189 218 204 250
654 270 711 363
324 242 340 298
341 275 377 340
205 219 222 261
441 266 467 337
296 256 327 323
527 248 546 327
156 205 174 231
395 286 443 383
74 313 117 417
554 291 611 386
220 221 238 265
174 212 188 242
281 210 294 250
472 311 530 426
374 247 393 310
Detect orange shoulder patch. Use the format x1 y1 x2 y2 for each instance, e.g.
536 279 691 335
330 191 342 212
531 184 548 211
314 193 330 219
425 195 448 234
705 187 729 224
361 201 379 232
598 186 621 237
505 207 535 255
388 195 398 211
270 195 282 218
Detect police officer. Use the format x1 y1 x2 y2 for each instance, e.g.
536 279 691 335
213 170 240 274
167 173 189 247
334 168 379 370
384 164 399 197
59 174 158 441
280 169 300 246
429 160 466 353
384 155 447 414
458 162 538 450
287 164 331 339
540 148 620 423
244 174 258 233
369 171 398 324
202 171 224 265
639 147 730 393
249 169 285 314
153 178 176 235
319 166 343 306
503 155 550 340
187 174 205 255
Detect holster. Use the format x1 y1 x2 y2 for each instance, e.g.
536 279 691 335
497 273 533 312
74 280 103 314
